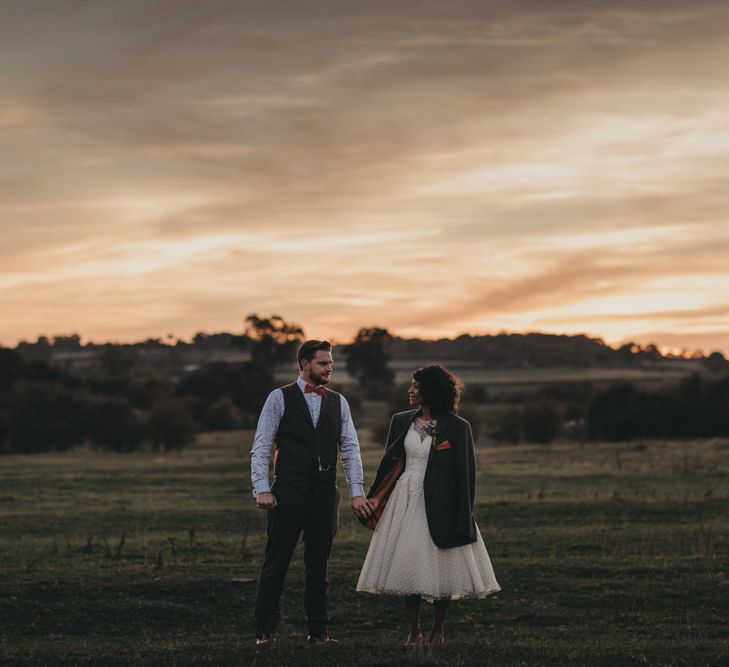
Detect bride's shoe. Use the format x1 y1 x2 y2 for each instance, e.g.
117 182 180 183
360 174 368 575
403 631 423 646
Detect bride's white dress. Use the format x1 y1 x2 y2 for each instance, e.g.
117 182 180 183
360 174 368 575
357 423 501 600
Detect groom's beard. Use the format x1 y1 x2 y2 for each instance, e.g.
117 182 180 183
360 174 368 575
309 370 330 386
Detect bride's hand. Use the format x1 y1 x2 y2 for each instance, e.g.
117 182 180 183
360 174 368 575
368 497 380 513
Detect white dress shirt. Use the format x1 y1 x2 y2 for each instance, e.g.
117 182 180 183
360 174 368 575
250 376 365 499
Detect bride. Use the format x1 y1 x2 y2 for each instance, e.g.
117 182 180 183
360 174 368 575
356 364 500 645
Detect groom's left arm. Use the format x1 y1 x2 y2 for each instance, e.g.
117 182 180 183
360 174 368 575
339 395 373 519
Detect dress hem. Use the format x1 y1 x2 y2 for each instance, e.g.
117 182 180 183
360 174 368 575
355 585 501 602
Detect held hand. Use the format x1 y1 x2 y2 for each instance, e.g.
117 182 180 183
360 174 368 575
351 495 373 520
255 492 277 510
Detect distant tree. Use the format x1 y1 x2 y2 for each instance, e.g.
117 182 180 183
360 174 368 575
4 381 86 452
581 372 729 442
587 382 645 441
204 397 242 431
372 385 412 444
0 408 8 451
672 373 713 438
641 343 663 363
137 338 164 349
24 360 65 383
242 314 305 366
461 384 489 405
15 336 52 363
488 407 523 444
346 327 395 398
123 376 172 409
100 345 136 377
84 398 143 451
703 351 728 373
617 342 640 362
192 332 237 351
145 399 196 450
712 376 729 436
177 361 274 419
523 401 561 443
52 334 83 351
0 348 24 386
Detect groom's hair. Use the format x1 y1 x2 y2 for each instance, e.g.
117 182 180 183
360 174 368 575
297 339 332 369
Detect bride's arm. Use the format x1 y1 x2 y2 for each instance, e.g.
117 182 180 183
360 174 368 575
370 454 405 509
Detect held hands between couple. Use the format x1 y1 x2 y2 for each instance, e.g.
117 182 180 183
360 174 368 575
255 492 378 519
351 496 378 520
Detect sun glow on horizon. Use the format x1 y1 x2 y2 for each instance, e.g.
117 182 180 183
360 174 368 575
1 2 728 355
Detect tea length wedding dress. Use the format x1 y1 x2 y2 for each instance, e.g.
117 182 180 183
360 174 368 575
357 423 500 600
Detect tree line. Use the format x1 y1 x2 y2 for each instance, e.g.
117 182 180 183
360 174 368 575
451 372 729 445
0 348 276 453
346 328 729 445
16 326 728 371
0 315 300 453
2 316 728 453
0 316 388 454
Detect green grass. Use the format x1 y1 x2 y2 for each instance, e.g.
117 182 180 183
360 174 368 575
1 431 728 666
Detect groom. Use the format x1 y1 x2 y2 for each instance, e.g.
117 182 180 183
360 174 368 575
250 339 373 645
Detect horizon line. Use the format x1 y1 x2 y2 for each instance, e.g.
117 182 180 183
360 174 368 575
3 327 716 358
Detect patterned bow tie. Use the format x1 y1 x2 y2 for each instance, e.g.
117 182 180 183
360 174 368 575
304 384 325 396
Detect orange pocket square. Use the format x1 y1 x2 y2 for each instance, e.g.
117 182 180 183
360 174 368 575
435 440 451 451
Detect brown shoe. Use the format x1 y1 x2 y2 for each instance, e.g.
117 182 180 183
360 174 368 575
255 631 276 646
306 633 338 644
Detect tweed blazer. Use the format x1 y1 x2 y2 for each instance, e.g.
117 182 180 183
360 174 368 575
363 409 477 549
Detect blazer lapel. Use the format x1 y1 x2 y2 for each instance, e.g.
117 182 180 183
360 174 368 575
366 411 416 509
428 413 453 465
385 410 419 457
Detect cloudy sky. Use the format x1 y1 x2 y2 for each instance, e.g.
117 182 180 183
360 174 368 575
2 0 728 353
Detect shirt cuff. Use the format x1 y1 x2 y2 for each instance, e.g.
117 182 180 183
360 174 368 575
349 483 365 500
252 484 271 498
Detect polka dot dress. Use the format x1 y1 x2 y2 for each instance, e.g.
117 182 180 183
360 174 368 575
357 423 501 600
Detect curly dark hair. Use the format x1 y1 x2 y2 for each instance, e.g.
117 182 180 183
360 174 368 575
412 364 463 415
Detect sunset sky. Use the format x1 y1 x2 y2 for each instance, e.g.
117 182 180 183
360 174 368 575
2 1 728 354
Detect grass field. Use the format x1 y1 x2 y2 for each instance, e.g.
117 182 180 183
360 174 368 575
1 429 728 666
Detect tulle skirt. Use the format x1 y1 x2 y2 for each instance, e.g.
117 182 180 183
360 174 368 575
356 469 501 600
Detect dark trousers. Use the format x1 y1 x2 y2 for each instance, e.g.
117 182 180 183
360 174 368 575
254 479 339 635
